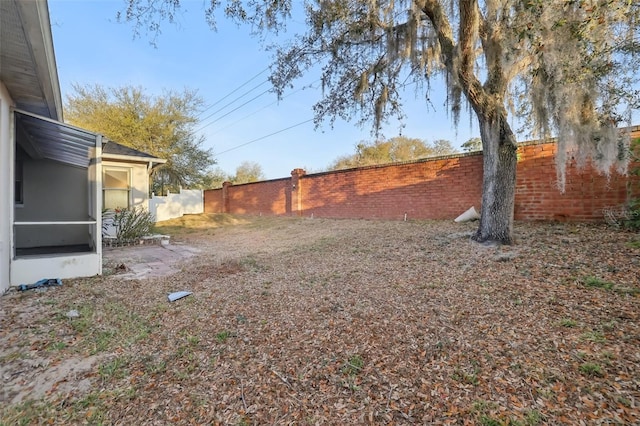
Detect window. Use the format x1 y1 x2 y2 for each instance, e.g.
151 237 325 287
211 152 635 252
15 159 23 205
103 168 131 210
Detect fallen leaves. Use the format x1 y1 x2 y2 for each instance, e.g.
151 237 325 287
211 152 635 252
1 217 639 424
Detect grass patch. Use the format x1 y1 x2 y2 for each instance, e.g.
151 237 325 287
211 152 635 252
216 331 232 343
47 341 67 351
477 409 544 426
72 391 109 423
580 331 606 343
522 409 545 425
0 399 56 426
579 362 604 377
61 301 155 355
154 213 249 235
472 399 498 413
479 416 501 426
98 356 131 382
342 354 364 376
559 318 577 327
453 367 479 385
581 276 614 290
579 276 638 296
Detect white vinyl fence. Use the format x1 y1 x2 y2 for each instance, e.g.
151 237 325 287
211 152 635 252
149 189 204 222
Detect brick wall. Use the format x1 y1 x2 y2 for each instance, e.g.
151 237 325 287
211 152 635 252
204 179 291 215
298 154 483 220
515 141 638 221
204 128 639 222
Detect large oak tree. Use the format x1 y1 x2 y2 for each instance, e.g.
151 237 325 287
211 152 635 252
122 0 639 243
65 84 215 195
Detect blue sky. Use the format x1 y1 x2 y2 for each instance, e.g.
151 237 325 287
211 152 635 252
48 0 482 179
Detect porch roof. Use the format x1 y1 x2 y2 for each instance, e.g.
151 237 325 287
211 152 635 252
15 109 99 168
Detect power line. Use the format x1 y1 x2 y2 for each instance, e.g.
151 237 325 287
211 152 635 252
197 79 270 126
207 80 321 136
195 87 272 133
196 67 269 118
208 99 281 137
215 118 314 155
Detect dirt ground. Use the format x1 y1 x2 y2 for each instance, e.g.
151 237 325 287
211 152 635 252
1 214 639 425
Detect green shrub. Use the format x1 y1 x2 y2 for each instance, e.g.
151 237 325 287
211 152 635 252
625 138 640 231
624 199 640 231
103 207 154 243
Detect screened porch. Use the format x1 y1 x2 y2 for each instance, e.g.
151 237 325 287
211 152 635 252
10 109 102 285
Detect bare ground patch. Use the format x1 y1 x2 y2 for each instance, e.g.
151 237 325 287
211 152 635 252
1 215 639 425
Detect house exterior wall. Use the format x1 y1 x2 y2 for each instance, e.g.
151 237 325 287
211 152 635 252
0 82 13 293
14 159 89 248
11 253 101 285
102 160 150 210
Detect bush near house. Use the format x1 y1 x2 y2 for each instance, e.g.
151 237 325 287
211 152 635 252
102 207 154 245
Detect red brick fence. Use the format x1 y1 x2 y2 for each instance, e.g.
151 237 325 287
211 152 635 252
205 129 640 222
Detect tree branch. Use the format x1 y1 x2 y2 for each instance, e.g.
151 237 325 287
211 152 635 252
421 0 456 72
422 0 488 116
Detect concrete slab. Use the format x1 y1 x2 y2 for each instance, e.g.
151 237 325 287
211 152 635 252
102 243 200 280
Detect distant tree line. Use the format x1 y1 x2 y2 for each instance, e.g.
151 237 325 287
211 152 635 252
328 136 457 171
209 161 266 188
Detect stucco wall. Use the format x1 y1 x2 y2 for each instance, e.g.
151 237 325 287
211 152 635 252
0 82 12 293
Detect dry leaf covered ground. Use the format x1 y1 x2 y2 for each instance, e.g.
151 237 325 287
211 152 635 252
1 214 639 425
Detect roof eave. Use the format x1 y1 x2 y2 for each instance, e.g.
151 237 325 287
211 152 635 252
16 0 63 121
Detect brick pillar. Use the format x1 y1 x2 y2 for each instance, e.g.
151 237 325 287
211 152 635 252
222 181 232 213
290 168 306 216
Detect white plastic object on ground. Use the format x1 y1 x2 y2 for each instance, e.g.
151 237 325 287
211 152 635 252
454 206 480 223
168 291 192 302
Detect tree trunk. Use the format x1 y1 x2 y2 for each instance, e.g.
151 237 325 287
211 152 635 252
473 114 518 245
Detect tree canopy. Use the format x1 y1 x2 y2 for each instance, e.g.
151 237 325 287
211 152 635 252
121 0 639 243
65 84 215 195
329 136 456 170
233 161 266 184
208 162 266 187
208 167 231 189
461 137 483 152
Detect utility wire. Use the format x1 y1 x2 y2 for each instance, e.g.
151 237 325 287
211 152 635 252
196 67 270 118
195 87 272 133
197 79 270 126
215 118 314 155
207 80 321 136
